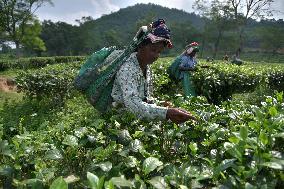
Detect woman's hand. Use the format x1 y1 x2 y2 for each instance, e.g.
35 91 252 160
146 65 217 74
166 108 196 124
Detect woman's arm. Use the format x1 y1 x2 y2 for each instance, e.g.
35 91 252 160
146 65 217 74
179 56 197 71
179 67 196 71
116 63 168 120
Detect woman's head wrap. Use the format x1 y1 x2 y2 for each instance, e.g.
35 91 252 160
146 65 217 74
186 42 199 54
134 18 172 48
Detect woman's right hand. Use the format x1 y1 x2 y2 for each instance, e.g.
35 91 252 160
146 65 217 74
166 108 196 124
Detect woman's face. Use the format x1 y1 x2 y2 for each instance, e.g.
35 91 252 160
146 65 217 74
138 42 165 65
189 51 197 57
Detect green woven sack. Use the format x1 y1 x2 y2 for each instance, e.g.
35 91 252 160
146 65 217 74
74 31 148 112
74 46 116 91
167 56 182 81
74 46 118 112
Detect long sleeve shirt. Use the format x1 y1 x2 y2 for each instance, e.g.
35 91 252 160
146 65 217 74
111 52 168 120
179 55 198 79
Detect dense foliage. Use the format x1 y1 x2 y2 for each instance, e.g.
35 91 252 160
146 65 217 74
2 3 283 58
0 57 283 188
153 58 284 104
0 93 283 188
15 63 81 102
0 56 86 71
0 0 52 54
14 58 284 105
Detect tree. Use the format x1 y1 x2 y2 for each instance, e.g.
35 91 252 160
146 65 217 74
256 24 284 54
0 43 12 54
0 0 52 56
103 29 122 48
75 17 101 54
75 16 93 25
135 11 156 32
227 0 274 57
170 21 201 53
22 19 46 56
41 21 77 56
194 0 234 58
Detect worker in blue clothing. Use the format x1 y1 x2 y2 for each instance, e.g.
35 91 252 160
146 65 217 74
178 42 200 97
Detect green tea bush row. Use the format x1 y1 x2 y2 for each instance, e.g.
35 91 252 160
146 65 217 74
153 58 284 104
0 56 86 71
15 63 81 103
0 92 283 188
15 58 284 105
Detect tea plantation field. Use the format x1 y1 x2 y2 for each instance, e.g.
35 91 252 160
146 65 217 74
0 57 283 188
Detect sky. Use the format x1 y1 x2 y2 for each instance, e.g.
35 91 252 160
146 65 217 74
35 0 284 25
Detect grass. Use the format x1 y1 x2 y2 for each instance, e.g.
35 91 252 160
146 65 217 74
0 91 23 109
232 85 275 105
0 69 22 77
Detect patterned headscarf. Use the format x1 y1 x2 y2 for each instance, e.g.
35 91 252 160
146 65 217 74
186 42 199 54
134 18 173 48
148 19 172 48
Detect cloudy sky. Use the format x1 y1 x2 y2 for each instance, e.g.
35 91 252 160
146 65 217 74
35 0 284 25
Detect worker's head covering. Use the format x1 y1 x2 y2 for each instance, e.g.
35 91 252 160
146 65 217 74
134 18 172 48
186 42 199 54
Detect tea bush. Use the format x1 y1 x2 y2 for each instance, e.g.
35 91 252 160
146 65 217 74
1 57 283 188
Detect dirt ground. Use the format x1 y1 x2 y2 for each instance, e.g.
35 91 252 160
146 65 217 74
0 77 17 92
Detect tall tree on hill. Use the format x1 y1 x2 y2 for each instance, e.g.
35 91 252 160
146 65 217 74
41 21 77 56
75 16 99 55
0 0 52 56
103 29 122 48
170 22 201 53
0 25 5 51
135 12 156 31
194 0 234 58
256 23 284 54
227 0 274 57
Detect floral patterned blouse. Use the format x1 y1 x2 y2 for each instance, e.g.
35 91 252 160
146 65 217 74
111 52 168 120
